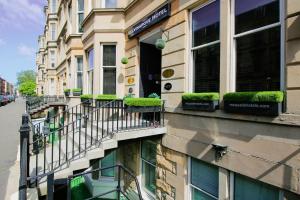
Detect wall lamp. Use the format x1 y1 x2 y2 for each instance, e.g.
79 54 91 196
212 144 228 161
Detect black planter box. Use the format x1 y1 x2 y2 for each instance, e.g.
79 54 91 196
125 105 161 113
182 100 219 112
73 91 82 96
96 99 123 108
81 98 93 105
224 101 282 116
64 92 70 97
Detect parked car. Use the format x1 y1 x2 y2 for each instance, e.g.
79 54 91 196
0 95 3 106
0 95 9 106
8 95 15 102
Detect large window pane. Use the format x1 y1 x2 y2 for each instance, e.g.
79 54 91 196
234 174 279 200
194 43 220 92
103 45 116 66
191 187 216 200
235 0 279 34
101 151 116 177
78 13 84 32
105 0 117 8
192 0 220 47
236 27 280 91
88 49 94 69
141 141 156 165
103 68 116 94
77 57 83 89
78 0 84 11
142 160 156 194
191 158 218 198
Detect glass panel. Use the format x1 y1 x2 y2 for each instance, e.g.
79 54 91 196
236 27 280 91
78 13 84 32
191 158 218 198
88 71 93 94
192 0 220 47
194 43 220 92
234 174 279 200
142 161 156 194
101 151 116 177
192 187 216 200
77 73 83 89
105 0 117 8
103 45 116 66
88 49 94 69
77 57 83 71
78 0 84 11
141 141 156 165
235 0 279 34
103 68 116 94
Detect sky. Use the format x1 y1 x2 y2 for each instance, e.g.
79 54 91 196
0 0 46 84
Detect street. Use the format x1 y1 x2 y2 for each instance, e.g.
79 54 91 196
0 98 24 199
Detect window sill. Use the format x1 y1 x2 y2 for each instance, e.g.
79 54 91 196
165 107 300 127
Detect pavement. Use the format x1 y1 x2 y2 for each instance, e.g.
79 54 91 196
0 98 25 200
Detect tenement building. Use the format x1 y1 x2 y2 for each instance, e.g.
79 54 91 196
34 0 300 199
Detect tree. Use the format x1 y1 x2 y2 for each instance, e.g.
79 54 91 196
17 70 36 86
19 81 36 96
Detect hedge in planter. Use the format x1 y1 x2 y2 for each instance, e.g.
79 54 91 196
72 88 82 96
64 89 71 97
182 93 219 112
80 94 93 105
124 98 162 113
223 91 284 116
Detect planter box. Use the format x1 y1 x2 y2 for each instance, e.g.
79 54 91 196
96 99 123 108
125 105 161 113
73 91 82 96
182 100 219 112
224 101 282 116
81 98 93 106
64 92 70 97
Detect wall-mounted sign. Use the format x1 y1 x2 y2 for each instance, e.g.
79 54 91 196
128 3 171 39
127 77 135 84
129 87 133 94
162 69 175 78
164 83 172 91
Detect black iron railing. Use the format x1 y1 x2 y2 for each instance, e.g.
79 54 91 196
26 95 65 112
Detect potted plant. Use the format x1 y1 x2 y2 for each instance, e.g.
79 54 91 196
64 89 71 97
223 91 284 116
80 94 93 105
182 93 219 112
95 94 121 107
124 98 162 113
72 88 82 96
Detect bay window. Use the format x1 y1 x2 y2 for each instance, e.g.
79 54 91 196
102 45 116 94
234 0 281 92
76 56 83 89
190 158 219 200
191 0 220 92
77 0 84 33
141 140 157 196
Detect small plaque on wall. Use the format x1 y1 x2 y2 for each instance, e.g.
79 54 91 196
164 83 172 91
127 77 135 84
162 69 175 78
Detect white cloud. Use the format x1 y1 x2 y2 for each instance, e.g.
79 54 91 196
17 44 35 57
0 38 5 46
0 0 44 28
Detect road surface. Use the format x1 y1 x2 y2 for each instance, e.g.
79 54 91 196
0 98 25 199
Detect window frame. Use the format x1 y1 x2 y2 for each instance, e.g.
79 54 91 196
100 43 117 94
189 0 221 93
50 23 56 41
86 48 94 94
76 56 83 89
77 0 84 33
231 0 285 92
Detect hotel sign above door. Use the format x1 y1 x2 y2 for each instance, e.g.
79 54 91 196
128 3 171 38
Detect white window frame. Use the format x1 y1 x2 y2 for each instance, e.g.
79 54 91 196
76 56 83 89
100 43 117 94
230 0 285 92
77 0 84 33
189 0 221 93
87 48 94 94
50 23 56 41
188 157 218 200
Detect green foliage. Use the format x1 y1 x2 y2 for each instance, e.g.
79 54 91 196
182 93 220 101
72 88 82 92
64 89 71 92
17 70 36 86
121 57 129 64
71 176 91 200
123 93 134 99
95 94 117 100
19 81 36 96
223 91 284 103
80 94 93 99
155 39 166 50
124 98 162 107
148 93 160 99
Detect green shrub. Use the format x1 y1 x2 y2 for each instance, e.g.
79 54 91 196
124 98 162 107
223 91 284 103
80 94 93 99
95 94 117 100
123 94 134 99
72 88 82 92
182 93 219 101
64 89 71 92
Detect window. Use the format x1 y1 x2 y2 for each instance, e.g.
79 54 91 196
50 23 56 41
50 50 55 68
102 45 116 94
234 174 279 200
234 0 281 91
77 0 84 33
190 158 219 200
68 3 72 32
191 0 220 92
102 0 117 8
141 140 157 195
51 0 57 13
76 56 83 89
87 49 94 94
100 150 116 177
